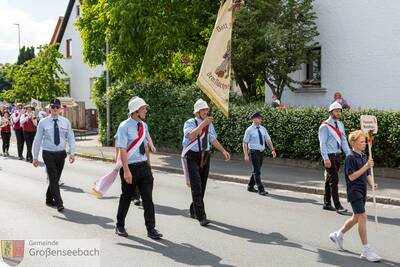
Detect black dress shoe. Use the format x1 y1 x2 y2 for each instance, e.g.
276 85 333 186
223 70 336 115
336 206 348 214
258 190 269 196
115 226 129 237
247 187 258 193
18 156 24 160
46 200 57 207
147 229 163 239
322 204 336 211
199 218 210 226
57 204 64 212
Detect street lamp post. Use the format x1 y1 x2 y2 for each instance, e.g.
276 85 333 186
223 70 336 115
105 41 111 146
13 23 21 52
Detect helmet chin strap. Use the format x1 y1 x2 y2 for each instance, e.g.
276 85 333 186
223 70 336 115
136 111 145 121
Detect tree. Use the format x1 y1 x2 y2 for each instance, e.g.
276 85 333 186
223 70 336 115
76 0 219 83
0 64 13 93
17 46 35 65
232 0 319 100
0 45 67 102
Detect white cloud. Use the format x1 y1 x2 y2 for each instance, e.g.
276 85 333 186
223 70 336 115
0 0 57 63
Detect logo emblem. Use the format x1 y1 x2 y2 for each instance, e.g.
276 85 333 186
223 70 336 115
1 240 25 266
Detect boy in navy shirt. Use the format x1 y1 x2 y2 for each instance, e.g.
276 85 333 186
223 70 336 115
329 130 381 262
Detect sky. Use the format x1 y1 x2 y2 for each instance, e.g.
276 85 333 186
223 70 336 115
0 0 69 64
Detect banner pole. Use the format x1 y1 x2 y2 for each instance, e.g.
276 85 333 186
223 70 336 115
368 141 379 231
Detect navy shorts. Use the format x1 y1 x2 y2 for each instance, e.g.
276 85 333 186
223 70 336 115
350 198 366 214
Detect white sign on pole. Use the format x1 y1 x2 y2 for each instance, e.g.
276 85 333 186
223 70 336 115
360 115 379 230
360 115 378 134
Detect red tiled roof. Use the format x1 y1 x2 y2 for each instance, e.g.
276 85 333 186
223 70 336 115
50 16 64 45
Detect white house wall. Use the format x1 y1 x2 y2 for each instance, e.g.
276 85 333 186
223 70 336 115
58 0 104 109
280 0 400 110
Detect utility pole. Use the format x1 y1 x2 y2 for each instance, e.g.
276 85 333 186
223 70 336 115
13 23 21 52
105 41 111 146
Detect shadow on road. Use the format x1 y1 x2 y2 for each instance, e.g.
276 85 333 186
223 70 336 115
209 220 313 253
154 204 314 253
317 249 400 267
53 209 114 229
267 193 320 206
117 236 234 267
262 194 400 227
61 184 85 194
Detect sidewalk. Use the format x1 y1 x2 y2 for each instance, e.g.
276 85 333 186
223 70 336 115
72 136 400 206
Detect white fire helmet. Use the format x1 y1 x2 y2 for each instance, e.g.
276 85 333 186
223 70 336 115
329 101 342 112
128 97 148 114
193 99 209 114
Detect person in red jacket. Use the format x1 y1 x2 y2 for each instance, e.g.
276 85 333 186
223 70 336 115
11 103 25 159
1 110 12 157
20 105 38 163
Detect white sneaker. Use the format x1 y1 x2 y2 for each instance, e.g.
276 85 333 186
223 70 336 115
329 232 344 250
360 247 382 262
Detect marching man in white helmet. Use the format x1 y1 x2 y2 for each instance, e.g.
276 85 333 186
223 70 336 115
115 96 162 239
319 101 351 214
182 99 231 226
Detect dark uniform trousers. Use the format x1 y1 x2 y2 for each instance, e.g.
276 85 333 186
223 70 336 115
14 129 24 157
23 131 36 160
1 132 11 153
186 150 211 221
248 150 265 191
117 162 155 231
324 153 342 209
43 150 67 205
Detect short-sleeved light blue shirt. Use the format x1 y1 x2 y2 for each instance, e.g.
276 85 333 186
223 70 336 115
182 118 217 152
243 124 271 151
318 117 351 160
33 115 75 160
116 117 148 164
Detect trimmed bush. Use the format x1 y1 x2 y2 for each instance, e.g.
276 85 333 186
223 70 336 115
92 80 400 168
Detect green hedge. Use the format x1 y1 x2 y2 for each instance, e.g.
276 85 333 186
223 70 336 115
93 80 400 168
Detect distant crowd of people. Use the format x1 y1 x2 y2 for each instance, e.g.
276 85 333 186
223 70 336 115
0 101 47 161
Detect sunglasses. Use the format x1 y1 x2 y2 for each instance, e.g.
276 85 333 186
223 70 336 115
50 105 61 109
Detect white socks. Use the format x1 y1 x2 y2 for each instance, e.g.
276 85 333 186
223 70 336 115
336 230 344 238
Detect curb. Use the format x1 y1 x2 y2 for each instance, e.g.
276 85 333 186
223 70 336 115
75 152 400 207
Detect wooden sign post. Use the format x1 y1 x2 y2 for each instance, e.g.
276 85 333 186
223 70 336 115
360 115 379 230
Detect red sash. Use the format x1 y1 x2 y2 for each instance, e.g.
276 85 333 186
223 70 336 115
322 121 342 140
127 121 144 152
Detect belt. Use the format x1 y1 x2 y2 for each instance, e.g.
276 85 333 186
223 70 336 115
328 153 341 157
128 161 147 167
250 149 264 153
43 150 66 154
188 150 211 155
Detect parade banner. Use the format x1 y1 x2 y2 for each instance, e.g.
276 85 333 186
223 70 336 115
30 98 41 109
196 0 234 117
361 115 379 230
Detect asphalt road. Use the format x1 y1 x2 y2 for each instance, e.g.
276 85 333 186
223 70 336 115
0 155 399 267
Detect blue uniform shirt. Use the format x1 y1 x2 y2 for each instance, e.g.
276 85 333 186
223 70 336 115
345 151 369 202
318 117 351 160
182 118 217 152
33 115 75 160
243 124 271 151
116 117 148 164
